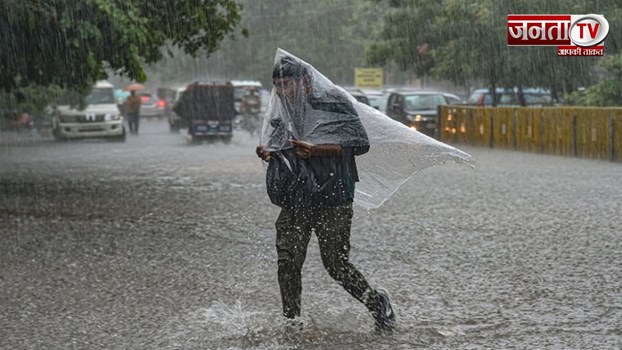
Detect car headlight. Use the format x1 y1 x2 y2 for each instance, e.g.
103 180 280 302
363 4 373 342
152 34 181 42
406 114 423 122
104 114 120 121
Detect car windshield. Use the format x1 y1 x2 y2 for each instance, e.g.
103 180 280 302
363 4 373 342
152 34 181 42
467 92 484 104
444 95 462 104
369 96 388 111
499 93 519 105
85 88 116 105
525 93 553 105
405 94 446 110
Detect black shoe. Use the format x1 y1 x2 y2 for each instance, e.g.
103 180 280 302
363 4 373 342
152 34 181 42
373 288 396 333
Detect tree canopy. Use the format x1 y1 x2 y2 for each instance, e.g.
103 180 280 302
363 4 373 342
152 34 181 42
0 0 244 93
367 0 622 104
144 0 388 88
2 0 620 112
565 55 622 106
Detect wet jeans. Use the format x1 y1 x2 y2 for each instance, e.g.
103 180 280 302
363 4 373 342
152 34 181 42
127 112 140 134
275 202 379 318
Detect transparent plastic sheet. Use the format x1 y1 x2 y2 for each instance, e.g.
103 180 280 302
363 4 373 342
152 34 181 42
261 49 475 209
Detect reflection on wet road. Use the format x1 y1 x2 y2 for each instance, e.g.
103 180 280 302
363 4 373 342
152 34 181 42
1 120 621 349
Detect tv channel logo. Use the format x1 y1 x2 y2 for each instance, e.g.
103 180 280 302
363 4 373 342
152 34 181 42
507 14 609 56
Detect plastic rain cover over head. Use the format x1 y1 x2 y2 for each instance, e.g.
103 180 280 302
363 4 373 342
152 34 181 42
261 49 475 209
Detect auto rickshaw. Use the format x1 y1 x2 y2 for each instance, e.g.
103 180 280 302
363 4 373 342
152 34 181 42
172 81 235 144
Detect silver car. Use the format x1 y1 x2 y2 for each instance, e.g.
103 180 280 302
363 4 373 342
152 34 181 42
137 93 166 118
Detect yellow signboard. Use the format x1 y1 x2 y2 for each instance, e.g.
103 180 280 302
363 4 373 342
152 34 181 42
355 68 383 89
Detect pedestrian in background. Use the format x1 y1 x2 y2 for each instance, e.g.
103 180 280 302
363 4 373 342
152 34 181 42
256 55 396 333
124 91 142 134
18 112 33 134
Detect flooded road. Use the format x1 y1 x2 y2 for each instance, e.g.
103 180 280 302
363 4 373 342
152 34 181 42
1 119 621 349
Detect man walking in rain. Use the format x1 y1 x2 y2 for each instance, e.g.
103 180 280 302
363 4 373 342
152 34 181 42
256 55 396 333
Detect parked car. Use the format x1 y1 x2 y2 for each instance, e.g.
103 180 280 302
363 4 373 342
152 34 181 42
442 92 464 105
361 89 389 112
385 90 456 138
343 87 371 106
51 80 125 142
467 87 556 107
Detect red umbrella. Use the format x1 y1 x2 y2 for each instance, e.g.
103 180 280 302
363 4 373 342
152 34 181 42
123 83 145 91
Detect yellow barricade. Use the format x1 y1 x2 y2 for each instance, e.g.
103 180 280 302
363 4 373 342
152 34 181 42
439 106 622 162
491 108 515 150
543 108 574 157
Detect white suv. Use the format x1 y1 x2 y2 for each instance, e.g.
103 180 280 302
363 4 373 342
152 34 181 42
52 81 125 141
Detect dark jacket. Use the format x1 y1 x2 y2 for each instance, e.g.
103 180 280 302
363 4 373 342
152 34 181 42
266 94 369 209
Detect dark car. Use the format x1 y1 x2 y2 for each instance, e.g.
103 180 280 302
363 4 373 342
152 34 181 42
343 87 371 106
467 87 556 107
158 86 188 131
385 90 457 138
172 81 235 143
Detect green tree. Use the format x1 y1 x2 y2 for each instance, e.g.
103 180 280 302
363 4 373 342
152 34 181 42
0 85 65 118
366 1 441 86
565 54 622 106
367 0 621 104
0 0 244 93
146 0 391 87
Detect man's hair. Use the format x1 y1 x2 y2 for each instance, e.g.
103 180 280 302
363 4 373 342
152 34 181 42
272 56 308 80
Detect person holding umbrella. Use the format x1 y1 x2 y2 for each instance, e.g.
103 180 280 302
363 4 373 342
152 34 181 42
123 83 144 134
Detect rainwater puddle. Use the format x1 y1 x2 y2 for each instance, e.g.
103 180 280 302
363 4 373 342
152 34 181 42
159 299 477 349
